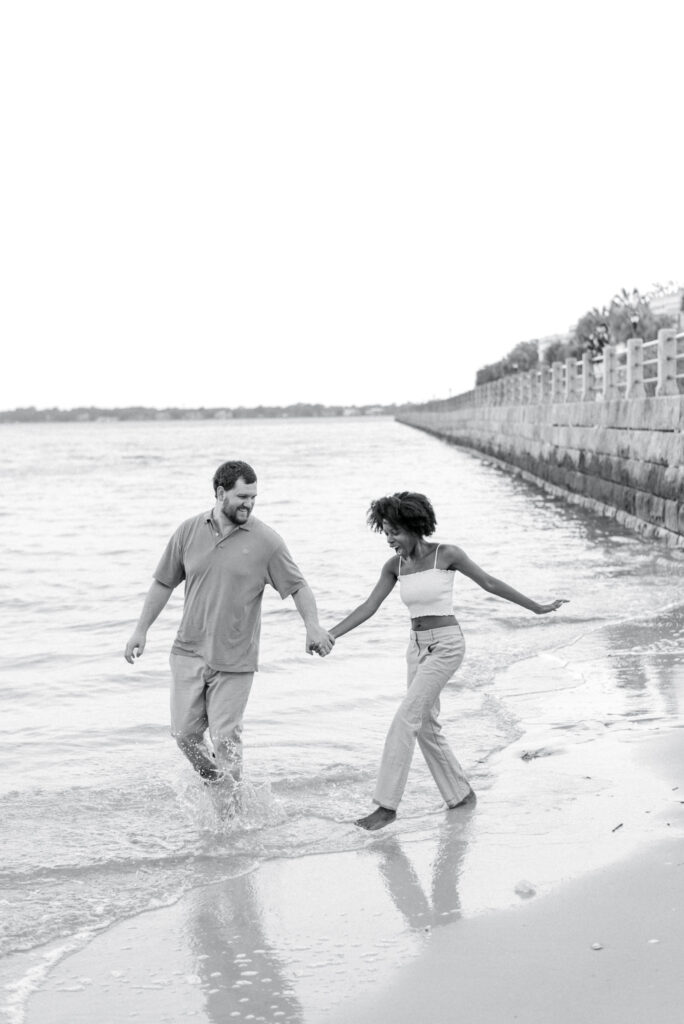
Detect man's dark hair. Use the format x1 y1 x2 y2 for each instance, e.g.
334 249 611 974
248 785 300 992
213 460 257 495
366 492 437 537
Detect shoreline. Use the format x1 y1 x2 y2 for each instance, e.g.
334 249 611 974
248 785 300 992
8 724 683 1024
330 830 684 1024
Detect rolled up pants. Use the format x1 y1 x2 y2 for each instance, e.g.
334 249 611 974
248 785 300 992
373 625 471 811
169 652 254 781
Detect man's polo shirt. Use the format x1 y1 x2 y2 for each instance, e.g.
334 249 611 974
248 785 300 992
153 512 307 672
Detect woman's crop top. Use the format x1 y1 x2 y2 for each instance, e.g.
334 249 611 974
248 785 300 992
398 545 455 618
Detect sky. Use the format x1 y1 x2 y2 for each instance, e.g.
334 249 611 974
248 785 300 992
1 0 682 411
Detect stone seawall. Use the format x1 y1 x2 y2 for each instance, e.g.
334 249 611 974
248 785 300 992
397 396 684 546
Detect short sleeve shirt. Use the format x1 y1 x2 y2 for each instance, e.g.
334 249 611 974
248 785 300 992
154 512 306 672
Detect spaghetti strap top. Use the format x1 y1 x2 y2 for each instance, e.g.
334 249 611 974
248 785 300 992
398 545 456 617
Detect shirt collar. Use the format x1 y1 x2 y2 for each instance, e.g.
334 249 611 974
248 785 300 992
205 510 251 534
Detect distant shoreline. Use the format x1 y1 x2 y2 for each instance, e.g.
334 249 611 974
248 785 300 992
0 402 412 423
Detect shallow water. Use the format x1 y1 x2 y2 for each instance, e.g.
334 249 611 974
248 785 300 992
2 416 684 1012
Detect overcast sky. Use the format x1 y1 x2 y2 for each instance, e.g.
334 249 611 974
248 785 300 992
1 0 681 411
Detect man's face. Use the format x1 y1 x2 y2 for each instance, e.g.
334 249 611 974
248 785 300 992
217 477 258 525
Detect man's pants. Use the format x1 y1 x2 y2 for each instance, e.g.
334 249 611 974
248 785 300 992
169 653 254 782
373 625 471 811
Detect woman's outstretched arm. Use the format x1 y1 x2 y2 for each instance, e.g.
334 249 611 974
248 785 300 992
445 545 567 614
329 558 398 639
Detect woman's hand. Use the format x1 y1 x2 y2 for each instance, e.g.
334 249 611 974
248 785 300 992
534 599 569 614
308 631 336 656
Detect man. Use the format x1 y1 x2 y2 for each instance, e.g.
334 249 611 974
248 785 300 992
124 459 333 786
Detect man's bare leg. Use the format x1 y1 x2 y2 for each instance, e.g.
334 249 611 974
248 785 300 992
355 806 396 831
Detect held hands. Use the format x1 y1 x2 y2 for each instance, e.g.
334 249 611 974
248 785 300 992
306 625 335 657
534 599 569 615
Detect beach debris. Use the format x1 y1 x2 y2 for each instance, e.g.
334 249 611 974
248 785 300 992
514 880 536 898
591 943 603 951
612 823 624 832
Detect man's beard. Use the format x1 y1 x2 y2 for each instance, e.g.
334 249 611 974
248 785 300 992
224 503 250 525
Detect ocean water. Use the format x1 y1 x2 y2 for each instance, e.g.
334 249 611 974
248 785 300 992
2 416 684 1016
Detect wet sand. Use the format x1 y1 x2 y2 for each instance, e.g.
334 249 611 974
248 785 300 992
331 831 684 1024
13 726 683 1024
12 641 684 1024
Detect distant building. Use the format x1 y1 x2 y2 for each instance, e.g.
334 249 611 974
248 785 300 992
649 288 684 328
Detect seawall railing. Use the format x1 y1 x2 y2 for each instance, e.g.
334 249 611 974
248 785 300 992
447 328 683 411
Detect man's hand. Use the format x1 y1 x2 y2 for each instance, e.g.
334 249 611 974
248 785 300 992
124 631 147 663
306 626 335 657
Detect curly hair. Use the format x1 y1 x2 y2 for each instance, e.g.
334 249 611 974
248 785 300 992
366 492 437 537
213 460 257 495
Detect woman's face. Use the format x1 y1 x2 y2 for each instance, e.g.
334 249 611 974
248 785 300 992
381 519 419 558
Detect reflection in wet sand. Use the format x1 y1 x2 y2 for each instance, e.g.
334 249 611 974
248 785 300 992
370 805 476 932
185 871 303 1023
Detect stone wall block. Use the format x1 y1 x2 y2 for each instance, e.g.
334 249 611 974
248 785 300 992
584 403 604 428
629 396 679 430
658 465 684 502
566 470 588 494
664 499 681 533
645 432 676 467
637 461 665 495
561 447 582 471
584 450 603 477
662 433 684 467
635 491 666 526
598 399 624 429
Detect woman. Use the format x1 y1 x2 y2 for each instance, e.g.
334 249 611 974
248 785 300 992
327 491 566 831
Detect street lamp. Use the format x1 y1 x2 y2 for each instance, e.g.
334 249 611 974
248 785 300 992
629 289 640 339
596 323 609 349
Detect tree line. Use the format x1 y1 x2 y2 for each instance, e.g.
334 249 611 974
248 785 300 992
0 402 408 423
476 284 682 385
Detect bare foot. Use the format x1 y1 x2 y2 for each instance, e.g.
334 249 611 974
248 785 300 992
355 806 396 831
447 788 476 809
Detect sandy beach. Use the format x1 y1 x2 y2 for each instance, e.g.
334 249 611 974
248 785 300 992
13 721 684 1024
